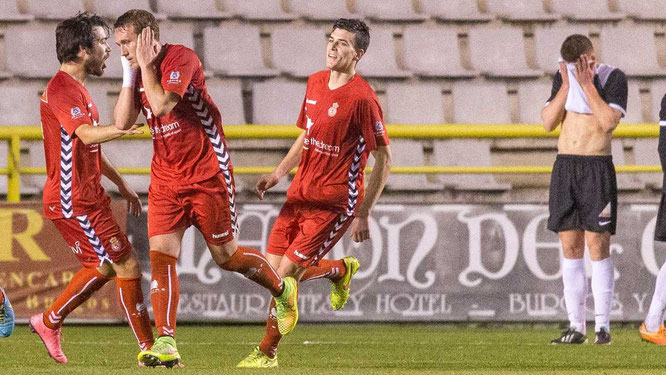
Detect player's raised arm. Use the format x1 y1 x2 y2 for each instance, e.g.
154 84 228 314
576 54 623 133
135 28 179 117
254 131 306 199
113 56 141 130
541 62 569 132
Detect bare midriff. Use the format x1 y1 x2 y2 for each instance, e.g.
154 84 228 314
557 111 612 155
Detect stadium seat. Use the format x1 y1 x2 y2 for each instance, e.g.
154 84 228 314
24 0 84 20
5 24 58 78
419 0 494 22
451 81 511 123
155 0 231 20
533 25 592 71
206 78 246 125
159 22 195 50
467 27 542 78
222 0 297 21
633 139 661 189
385 140 442 191
101 140 153 194
0 1 33 22
288 0 355 21
611 140 645 190
433 140 511 191
203 24 279 77
385 83 444 124
517 80 553 123
354 0 426 22
89 0 160 20
0 83 42 125
550 0 625 21
252 79 305 125
402 26 477 78
600 26 665 77
485 0 559 22
623 80 643 124
617 0 666 21
356 29 411 78
271 26 327 78
651 80 666 123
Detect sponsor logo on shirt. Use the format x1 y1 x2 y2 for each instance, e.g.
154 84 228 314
304 136 340 157
149 121 181 138
328 102 339 117
167 71 181 84
306 98 317 105
212 230 230 239
70 107 85 120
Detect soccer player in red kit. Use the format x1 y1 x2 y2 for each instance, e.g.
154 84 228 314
238 19 392 368
112 10 298 367
31 12 153 364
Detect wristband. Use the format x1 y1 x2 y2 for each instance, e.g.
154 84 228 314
121 56 137 88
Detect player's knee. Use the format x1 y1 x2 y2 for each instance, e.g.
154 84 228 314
210 240 238 266
113 252 142 278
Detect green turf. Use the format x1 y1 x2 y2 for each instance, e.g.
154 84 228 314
3 324 666 374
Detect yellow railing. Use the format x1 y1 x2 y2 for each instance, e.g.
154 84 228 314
1 124 661 202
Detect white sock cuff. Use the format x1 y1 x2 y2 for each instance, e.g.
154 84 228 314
591 257 612 269
562 257 584 269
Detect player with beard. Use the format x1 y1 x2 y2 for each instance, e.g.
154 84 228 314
30 12 153 364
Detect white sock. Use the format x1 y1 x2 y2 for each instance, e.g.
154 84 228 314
562 257 587 334
645 261 666 332
591 257 614 333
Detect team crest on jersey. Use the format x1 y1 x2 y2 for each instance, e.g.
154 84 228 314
167 71 181 84
109 236 121 251
376 121 384 133
70 107 84 120
328 102 339 117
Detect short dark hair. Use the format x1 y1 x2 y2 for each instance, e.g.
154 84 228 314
332 18 370 52
560 34 594 63
114 9 160 41
56 12 110 64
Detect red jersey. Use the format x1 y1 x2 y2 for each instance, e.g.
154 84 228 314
135 44 231 186
40 71 105 219
286 70 389 215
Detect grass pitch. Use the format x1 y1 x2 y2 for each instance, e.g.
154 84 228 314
2 323 666 374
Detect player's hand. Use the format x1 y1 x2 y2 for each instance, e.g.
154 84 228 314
254 173 280 200
558 61 569 89
136 27 159 69
119 124 144 136
574 54 595 88
118 182 142 216
350 216 370 243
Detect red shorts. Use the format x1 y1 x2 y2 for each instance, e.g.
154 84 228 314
267 202 352 267
148 171 237 245
51 199 132 268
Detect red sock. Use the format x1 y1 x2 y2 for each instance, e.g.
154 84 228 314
301 259 346 282
44 268 110 329
149 251 179 338
258 299 281 359
219 246 283 297
116 277 155 351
